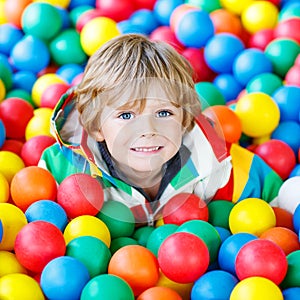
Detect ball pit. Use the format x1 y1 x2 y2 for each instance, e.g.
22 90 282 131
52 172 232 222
0 1 300 299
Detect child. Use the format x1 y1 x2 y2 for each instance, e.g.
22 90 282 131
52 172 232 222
39 34 282 225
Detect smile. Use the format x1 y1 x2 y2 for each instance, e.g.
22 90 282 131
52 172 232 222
131 146 162 152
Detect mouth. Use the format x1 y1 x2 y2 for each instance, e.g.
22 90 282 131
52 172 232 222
130 146 163 153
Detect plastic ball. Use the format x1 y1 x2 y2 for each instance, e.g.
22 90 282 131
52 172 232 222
25 200 68 231
162 193 208 225
63 215 111 247
229 198 276 235
0 0 6 25
40 80 69 107
0 78 5 101
10 166 57 211
0 203 27 251
0 151 25 184
108 245 159 296
132 226 155 247
174 9 214 48
40 256 90 300
203 105 242 144
208 200 234 229
274 17 300 44
21 135 56 166
293 204 300 234
248 28 275 50
1 139 24 156
0 60 12 91
80 17 120 56
34 0 71 8
210 8 242 37
285 64 300 86
220 0 255 16
265 38 300 77
191 270 238 300
279 2 300 21
273 207 294 231
277 176 300 214
260 226 300 255
0 172 9 203
3 0 32 28
272 85 300 122
81 274 135 300
56 63 84 84
254 139 296 180
146 224 178 257
15 220 66 273
281 250 300 289
230 277 283 300
234 92 280 137
176 219 221 264
10 35 50 73
137 286 182 300
57 173 104 219
0 97 34 139
21 2 62 41
204 33 245 74
289 164 300 177
110 237 139 255
75 8 103 32
12 70 37 93
66 236 111 278
97 200 135 239
49 29 88 66
0 251 27 277
215 226 232 242
158 232 209 284
0 273 45 300
129 9 160 35
0 119 5 148
153 0 184 26
282 287 300 300
169 4 196 31
0 23 23 55
241 1 279 34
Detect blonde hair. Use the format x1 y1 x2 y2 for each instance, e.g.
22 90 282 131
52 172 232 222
75 34 201 135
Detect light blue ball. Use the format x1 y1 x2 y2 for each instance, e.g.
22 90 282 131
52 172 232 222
153 0 184 26
0 24 24 55
0 119 5 148
282 287 300 300
12 70 37 93
130 9 160 35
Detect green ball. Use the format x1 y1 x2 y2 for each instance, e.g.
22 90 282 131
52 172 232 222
110 237 138 255
97 200 135 239
49 29 88 65
208 200 234 229
146 224 178 257
132 226 155 247
279 3 300 21
265 38 300 78
280 250 300 289
0 62 13 91
185 0 221 12
176 220 221 264
246 72 283 96
195 82 226 110
69 5 94 27
66 236 111 278
81 274 134 300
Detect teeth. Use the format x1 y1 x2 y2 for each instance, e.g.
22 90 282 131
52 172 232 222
134 146 160 152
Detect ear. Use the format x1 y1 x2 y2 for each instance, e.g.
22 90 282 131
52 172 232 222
92 129 105 142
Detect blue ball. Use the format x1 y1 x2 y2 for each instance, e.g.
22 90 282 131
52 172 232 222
10 35 50 73
0 119 5 148
218 232 257 275
117 20 145 34
56 63 84 84
290 164 300 178
233 48 273 86
153 0 184 26
282 287 300 300
40 256 90 300
293 204 300 235
191 270 238 300
204 33 245 74
214 226 231 243
130 9 160 35
271 121 300 155
57 7 71 30
25 200 68 231
0 24 24 56
175 9 214 48
0 220 3 243
12 70 37 93
69 0 96 10
272 85 300 122
213 73 243 102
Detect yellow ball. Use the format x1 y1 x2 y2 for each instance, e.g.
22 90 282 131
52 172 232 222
80 17 120 56
235 92 280 138
220 0 255 15
0 0 7 25
0 172 9 203
230 277 283 300
0 203 27 251
33 0 70 8
0 151 25 184
229 198 276 236
25 107 53 140
241 1 279 34
64 215 111 247
0 273 45 300
0 251 27 277
31 73 66 107
0 78 5 102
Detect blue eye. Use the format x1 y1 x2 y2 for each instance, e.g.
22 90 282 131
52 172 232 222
157 110 172 118
118 112 134 120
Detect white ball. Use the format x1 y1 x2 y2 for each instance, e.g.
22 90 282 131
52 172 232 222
277 176 300 214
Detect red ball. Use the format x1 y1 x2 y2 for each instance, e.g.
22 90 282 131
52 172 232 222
40 83 70 109
57 173 104 219
235 239 288 285
76 9 103 32
0 97 34 139
134 0 156 10
0 139 24 155
21 135 56 166
162 193 209 226
285 65 300 87
274 18 300 44
254 139 297 180
14 221 66 273
247 29 274 50
158 232 209 284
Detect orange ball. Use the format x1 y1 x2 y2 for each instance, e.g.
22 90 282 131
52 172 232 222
272 207 294 231
4 0 32 28
108 245 159 296
260 226 300 255
203 105 242 144
10 166 57 211
137 286 182 300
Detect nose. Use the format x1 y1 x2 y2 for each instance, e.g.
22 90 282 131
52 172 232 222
139 115 157 137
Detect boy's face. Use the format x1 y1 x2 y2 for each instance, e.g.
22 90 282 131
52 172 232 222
95 98 185 185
